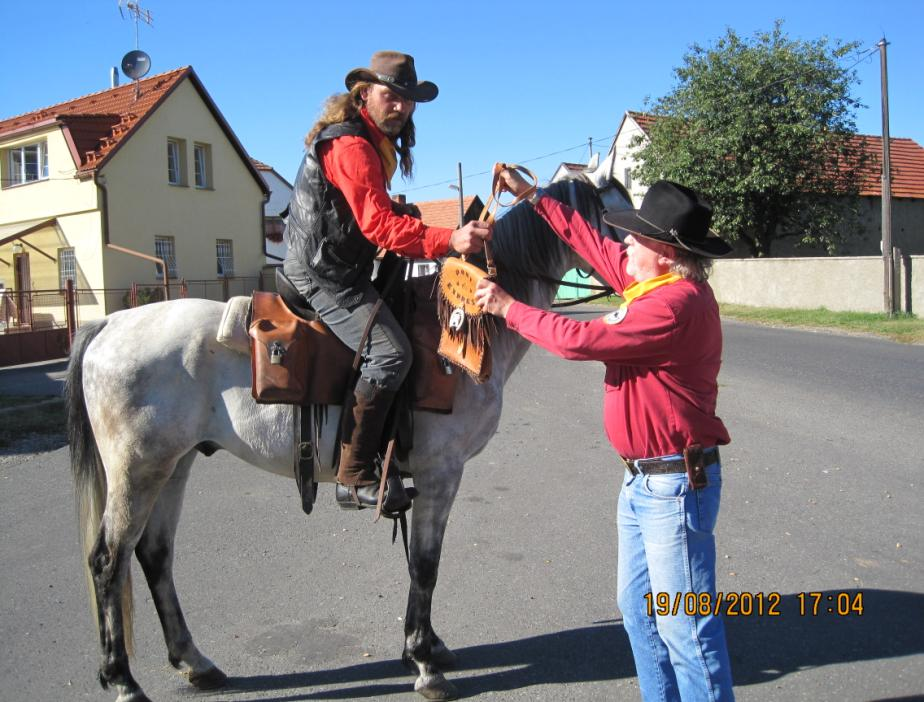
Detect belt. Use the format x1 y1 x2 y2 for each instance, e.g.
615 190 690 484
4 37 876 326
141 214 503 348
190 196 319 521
625 447 720 476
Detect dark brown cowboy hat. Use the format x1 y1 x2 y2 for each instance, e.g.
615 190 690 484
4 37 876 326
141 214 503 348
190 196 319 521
345 51 438 103
603 180 732 258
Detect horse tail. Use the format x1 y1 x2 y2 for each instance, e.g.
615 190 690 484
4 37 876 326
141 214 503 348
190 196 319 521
65 318 134 655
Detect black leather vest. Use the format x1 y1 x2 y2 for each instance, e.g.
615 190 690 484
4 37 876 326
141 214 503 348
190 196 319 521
282 119 379 307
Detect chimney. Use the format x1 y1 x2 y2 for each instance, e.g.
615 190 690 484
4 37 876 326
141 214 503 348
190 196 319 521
111 67 120 88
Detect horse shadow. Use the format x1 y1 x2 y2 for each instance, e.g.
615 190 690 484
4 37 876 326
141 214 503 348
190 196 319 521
213 589 924 700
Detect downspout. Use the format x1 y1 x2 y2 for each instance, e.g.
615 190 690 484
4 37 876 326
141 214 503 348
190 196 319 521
95 172 170 300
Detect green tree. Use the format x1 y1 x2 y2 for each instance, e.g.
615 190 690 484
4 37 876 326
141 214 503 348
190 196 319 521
633 21 869 257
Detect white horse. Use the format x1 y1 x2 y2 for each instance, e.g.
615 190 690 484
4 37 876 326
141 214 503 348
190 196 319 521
65 176 629 702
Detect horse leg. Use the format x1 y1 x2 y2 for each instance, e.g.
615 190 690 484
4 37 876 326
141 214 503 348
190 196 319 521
89 446 188 702
134 452 227 690
90 460 176 702
403 465 463 701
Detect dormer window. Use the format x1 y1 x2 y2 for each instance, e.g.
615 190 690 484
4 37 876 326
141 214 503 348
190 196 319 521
5 140 48 187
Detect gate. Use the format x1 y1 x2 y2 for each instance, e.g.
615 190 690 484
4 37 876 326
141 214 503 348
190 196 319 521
0 283 74 367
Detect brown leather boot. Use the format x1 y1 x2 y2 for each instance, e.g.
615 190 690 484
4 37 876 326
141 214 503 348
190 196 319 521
336 380 411 511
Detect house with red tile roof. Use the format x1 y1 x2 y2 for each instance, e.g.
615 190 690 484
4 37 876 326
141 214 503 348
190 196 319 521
0 66 269 326
606 110 924 256
415 195 484 229
250 158 293 263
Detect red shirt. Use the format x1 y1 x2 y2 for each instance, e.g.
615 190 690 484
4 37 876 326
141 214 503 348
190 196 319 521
504 195 730 460
317 113 453 259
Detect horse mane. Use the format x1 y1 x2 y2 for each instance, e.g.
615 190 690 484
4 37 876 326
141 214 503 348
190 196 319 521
487 177 608 303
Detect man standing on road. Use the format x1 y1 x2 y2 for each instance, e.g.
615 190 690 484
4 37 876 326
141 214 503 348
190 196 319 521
476 172 735 701
283 51 491 511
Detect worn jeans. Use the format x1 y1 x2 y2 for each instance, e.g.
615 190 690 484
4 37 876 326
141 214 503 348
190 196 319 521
306 282 411 392
617 459 734 702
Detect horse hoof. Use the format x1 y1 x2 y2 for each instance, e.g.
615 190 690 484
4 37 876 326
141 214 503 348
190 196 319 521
189 666 228 690
415 674 458 701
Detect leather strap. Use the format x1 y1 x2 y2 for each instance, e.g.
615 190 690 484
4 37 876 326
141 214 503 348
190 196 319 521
462 162 538 278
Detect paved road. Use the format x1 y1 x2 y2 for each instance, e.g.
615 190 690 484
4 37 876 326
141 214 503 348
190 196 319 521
0 358 67 397
1 319 922 702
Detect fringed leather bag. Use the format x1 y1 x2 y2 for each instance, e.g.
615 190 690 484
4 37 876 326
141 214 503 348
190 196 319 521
435 162 537 383
436 257 495 382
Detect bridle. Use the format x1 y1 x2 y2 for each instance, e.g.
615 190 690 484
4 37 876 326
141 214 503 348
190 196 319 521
473 162 615 308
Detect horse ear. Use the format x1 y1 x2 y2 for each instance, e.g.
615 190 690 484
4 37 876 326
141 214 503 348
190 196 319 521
597 179 633 216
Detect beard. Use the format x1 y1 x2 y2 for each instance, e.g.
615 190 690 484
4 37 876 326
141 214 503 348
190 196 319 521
366 101 409 138
375 113 407 137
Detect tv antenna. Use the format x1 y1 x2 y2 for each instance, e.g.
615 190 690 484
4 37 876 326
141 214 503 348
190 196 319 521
118 1 154 98
118 0 153 49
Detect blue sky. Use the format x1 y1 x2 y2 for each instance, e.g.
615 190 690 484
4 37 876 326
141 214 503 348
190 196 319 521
2 0 922 207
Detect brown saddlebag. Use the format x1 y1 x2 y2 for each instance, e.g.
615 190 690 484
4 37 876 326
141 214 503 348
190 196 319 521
248 291 353 405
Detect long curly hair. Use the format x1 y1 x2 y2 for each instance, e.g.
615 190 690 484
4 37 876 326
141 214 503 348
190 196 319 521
304 82 416 179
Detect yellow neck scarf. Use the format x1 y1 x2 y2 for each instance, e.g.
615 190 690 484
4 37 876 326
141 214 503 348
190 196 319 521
360 108 398 189
620 272 682 308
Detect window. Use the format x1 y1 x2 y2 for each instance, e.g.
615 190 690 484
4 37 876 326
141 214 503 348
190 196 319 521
58 248 76 289
167 139 186 185
623 167 633 190
216 239 234 277
6 141 48 186
154 236 177 278
194 143 212 188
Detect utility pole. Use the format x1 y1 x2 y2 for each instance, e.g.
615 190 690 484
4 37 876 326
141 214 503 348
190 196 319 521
455 162 464 227
879 37 894 316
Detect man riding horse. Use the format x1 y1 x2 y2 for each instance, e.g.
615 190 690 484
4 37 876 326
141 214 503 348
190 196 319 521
282 51 492 511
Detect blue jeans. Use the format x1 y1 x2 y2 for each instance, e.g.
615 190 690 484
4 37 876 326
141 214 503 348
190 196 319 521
617 459 734 702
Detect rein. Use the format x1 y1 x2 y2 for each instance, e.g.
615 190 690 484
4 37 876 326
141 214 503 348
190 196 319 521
470 163 539 278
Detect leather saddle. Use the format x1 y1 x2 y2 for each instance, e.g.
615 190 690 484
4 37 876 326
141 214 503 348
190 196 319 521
253 267 459 414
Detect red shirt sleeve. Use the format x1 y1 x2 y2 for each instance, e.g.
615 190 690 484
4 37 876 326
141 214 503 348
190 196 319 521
504 295 677 366
319 137 453 259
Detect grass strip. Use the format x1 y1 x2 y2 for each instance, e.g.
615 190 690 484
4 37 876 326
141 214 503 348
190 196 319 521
719 305 923 344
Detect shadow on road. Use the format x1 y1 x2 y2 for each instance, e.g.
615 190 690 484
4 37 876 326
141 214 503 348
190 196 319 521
214 589 923 700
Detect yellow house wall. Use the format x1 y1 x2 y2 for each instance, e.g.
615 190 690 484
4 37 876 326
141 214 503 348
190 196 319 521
0 125 104 286
0 126 99 220
100 78 265 292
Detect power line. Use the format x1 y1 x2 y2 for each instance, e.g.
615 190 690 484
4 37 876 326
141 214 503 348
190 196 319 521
402 131 617 194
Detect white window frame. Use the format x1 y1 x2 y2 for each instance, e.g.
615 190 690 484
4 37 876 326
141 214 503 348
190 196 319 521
194 143 212 189
5 140 49 187
154 236 178 279
216 239 234 277
58 247 76 289
623 167 633 191
167 138 186 186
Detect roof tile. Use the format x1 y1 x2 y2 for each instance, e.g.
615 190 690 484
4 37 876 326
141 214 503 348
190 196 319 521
624 111 924 199
0 67 190 174
416 196 481 229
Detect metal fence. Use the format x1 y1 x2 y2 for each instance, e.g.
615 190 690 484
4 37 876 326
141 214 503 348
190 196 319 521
0 276 265 337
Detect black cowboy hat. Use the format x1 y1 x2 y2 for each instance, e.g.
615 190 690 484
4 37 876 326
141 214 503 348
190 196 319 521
345 51 439 103
603 180 732 258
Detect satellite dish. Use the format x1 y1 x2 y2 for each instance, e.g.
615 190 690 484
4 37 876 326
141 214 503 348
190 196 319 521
121 50 151 80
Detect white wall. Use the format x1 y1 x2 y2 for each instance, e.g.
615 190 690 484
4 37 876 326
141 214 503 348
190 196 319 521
710 255 923 314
